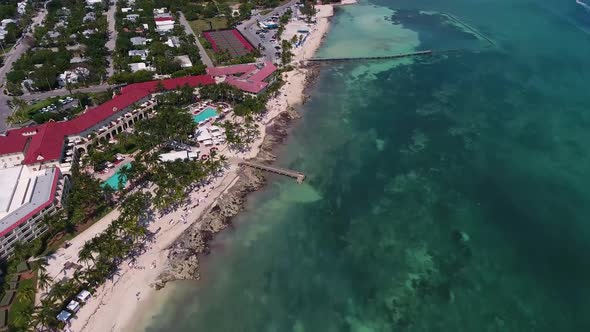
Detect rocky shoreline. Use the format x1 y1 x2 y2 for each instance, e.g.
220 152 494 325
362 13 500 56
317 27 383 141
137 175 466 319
156 69 318 287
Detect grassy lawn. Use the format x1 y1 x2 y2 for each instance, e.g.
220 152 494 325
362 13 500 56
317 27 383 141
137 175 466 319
8 271 38 330
27 99 54 114
189 17 229 35
9 98 55 124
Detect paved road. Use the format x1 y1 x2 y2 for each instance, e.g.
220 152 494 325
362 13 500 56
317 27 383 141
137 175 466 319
20 84 116 102
0 3 52 132
178 12 214 68
237 0 298 62
105 0 118 77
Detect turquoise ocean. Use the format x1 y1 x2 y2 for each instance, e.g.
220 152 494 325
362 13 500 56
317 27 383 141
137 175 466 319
141 0 590 330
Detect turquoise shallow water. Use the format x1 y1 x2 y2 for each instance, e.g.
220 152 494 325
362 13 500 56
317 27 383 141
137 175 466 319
141 0 590 330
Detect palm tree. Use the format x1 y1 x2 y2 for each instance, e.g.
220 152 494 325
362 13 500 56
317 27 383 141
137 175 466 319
16 283 36 303
33 298 58 331
37 270 53 292
47 280 72 303
37 258 49 273
78 242 95 266
12 305 33 331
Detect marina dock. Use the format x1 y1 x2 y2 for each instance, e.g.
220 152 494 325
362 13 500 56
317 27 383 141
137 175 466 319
239 160 306 183
307 50 433 63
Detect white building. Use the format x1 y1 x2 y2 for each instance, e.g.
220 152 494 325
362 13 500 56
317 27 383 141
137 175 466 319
0 19 16 29
129 62 154 72
0 166 69 258
166 36 180 48
174 55 192 68
129 49 148 60
17 1 27 15
85 0 102 5
154 15 175 34
158 150 199 162
130 36 148 46
126 14 140 22
58 67 90 86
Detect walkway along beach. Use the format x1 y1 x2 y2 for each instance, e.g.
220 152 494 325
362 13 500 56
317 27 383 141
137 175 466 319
58 2 355 331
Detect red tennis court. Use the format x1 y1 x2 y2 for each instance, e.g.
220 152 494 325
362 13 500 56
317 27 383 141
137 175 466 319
203 29 255 58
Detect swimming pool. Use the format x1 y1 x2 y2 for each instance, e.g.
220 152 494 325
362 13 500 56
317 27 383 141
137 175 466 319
193 107 218 123
101 163 132 190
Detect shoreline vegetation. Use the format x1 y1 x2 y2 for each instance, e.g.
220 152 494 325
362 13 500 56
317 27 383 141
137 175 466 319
40 1 357 331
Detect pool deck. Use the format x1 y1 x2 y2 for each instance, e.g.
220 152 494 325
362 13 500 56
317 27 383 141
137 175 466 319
94 155 135 182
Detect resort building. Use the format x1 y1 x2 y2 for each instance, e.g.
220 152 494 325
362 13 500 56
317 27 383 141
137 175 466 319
0 75 215 257
206 62 278 95
0 166 70 258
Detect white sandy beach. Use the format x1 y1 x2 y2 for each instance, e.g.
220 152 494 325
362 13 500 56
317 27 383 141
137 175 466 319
47 2 352 331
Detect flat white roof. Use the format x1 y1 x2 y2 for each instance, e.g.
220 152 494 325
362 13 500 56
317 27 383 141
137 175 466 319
0 167 59 235
0 166 24 214
174 55 192 68
159 150 189 162
159 150 199 162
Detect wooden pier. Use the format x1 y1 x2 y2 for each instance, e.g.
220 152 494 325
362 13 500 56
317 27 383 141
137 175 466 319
239 160 306 183
308 50 433 63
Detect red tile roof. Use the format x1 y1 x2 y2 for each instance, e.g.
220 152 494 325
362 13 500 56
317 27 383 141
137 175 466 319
206 64 257 76
154 16 174 22
225 77 269 94
248 62 278 82
0 75 215 165
207 62 277 94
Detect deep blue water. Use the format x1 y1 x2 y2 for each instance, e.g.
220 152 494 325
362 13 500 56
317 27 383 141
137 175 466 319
142 0 590 330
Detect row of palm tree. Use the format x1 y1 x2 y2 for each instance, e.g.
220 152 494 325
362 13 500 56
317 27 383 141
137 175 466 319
16 191 151 331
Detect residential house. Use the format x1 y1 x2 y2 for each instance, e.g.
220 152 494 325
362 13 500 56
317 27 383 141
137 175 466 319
126 14 140 22
129 62 154 72
130 36 148 46
154 15 174 34
166 36 180 48
128 49 148 61
174 55 192 68
58 67 90 86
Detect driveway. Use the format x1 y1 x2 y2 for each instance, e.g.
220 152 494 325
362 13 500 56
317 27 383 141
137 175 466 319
178 12 214 68
105 0 117 77
20 83 117 102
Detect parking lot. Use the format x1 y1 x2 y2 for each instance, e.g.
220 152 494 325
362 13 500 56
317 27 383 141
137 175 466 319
237 0 299 63
38 96 78 114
